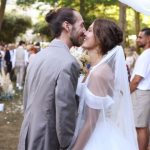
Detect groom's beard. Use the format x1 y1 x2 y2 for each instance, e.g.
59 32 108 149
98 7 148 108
70 29 84 47
70 36 81 47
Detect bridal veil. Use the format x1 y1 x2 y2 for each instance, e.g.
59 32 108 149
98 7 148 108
70 46 138 150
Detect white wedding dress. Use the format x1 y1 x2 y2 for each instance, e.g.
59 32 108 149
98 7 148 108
69 46 138 150
76 83 135 150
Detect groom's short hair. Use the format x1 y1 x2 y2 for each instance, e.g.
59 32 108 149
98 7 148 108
141 28 150 36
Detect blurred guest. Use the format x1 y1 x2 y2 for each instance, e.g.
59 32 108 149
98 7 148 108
125 46 139 75
13 41 28 90
0 43 5 71
8 43 16 81
28 46 37 63
34 42 41 52
4 45 12 74
130 28 150 150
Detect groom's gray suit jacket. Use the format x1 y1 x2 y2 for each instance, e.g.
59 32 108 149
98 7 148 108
18 39 80 150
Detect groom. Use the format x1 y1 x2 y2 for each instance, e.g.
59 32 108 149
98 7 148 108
18 8 85 150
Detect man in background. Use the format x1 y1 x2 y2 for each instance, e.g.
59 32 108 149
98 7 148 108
13 41 28 90
130 28 150 150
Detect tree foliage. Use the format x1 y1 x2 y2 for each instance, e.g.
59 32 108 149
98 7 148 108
16 0 38 5
16 0 118 5
0 0 7 30
33 21 50 38
0 13 32 43
16 0 119 26
16 0 150 46
29 0 119 37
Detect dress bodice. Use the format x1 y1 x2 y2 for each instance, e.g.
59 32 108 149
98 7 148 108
70 46 138 150
76 81 114 110
75 81 137 150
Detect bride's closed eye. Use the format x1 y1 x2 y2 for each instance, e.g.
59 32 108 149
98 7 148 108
87 28 92 32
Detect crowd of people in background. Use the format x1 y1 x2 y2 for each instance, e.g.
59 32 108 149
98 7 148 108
0 41 40 90
0 41 42 98
0 41 140 91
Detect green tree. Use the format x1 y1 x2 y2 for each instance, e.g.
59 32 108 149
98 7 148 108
0 0 7 31
30 0 120 40
18 0 145 47
0 13 32 43
33 21 50 40
134 11 140 37
17 0 39 5
118 2 126 47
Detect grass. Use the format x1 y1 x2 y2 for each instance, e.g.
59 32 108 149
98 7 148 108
0 91 23 150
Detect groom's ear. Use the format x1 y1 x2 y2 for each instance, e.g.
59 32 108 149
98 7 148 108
62 21 72 32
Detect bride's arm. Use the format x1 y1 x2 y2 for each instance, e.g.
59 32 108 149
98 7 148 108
72 107 99 150
72 65 112 150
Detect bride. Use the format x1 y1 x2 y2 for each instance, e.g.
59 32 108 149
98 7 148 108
69 19 139 150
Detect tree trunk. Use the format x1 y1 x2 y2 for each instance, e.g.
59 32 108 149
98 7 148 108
118 2 126 47
79 0 85 17
134 11 141 54
0 0 7 31
135 11 140 37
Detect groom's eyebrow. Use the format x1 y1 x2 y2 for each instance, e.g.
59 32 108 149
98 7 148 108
137 36 142 39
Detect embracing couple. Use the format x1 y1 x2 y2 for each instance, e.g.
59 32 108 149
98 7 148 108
18 8 139 150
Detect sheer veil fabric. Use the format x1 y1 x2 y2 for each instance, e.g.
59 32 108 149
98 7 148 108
119 0 150 16
69 46 138 150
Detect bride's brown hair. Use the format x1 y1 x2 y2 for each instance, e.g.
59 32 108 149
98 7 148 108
93 19 123 55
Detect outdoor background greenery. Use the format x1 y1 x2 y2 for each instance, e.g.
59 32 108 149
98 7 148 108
0 0 150 46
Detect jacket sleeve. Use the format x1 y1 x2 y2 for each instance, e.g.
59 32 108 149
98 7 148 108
23 73 29 112
55 61 80 149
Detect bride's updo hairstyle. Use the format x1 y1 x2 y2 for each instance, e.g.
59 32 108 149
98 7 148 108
93 19 123 55
45 8 76 38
